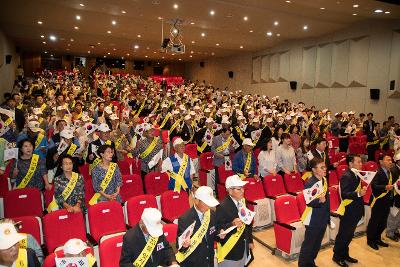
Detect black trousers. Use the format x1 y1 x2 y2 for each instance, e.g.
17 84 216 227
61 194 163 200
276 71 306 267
298 226 326 267
333 210 363 260
214 166 220 198
367 145 378 162
367 202 390 242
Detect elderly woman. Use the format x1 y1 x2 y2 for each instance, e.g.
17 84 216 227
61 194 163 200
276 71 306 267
10 139 51 191
53 155 86 213
90 144 122 204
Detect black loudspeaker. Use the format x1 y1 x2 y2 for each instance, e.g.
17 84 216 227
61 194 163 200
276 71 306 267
228 71 234 78
390 80 395 90
370 89 380 100
200 61 205 68
289 81 297 90
5 55 12 64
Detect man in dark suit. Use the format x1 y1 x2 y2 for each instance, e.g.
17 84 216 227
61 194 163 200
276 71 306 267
120 208 176 267
86 123 117 164
298 158 330 267
363 112 376 135
176 186 220 267
308 137 338 171
216 175 254 266
332 155 367 267
386 152 400 241
367 155 394 250
181 115 195 142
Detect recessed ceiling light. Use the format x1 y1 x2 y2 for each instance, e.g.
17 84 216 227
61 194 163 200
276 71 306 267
37 21 43 25
74 26 79 30
97 42 101 45
107 30 111 34
121 10 126 14
285 0 291 3
67 43 71 47
172 53 175 56
79 3 85 7
173 4 178 9
40 35 44 38
127 53 130 56
179 58 182 61
353 4 359 8
190 22 195 25
240 45 243 49
276 33 281 36
104 55 106 58
274 21 279 26
201 32 205 37
50 54 53 57
146 47 150 50
210 10 215 16
162 56 165 59
189 55 193 58
44 51 47 54
113 48 116 51
158 16 163 20
374 9 383 13
107 52 110 55
266 31 273 36
88 51 91 53
249 30 253 33
49 35 57 41
385 11 390 14
42 41 46 44
320 7 325 10
243 16 248 21
303 25 308 30
211 52 215 56
190 50 194 54
137 34 141 38
111 20 117 25
145 55 148 58
70 38 74 42
134 45 139 49
216 43 220 46
352 13 358 16
191 40 195 44
76 15 81 20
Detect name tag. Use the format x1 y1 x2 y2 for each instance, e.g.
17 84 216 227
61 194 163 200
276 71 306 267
209 226 216 235
156 242 164 251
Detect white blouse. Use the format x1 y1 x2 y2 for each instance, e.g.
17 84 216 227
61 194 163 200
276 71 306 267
258 150 277 177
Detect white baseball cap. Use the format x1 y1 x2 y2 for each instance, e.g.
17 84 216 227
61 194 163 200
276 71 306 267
195 186 219 207
28 121 41 132
252 118 259 123
173 137 185 147
184 114 191 121
225 175 248 189
266 118 273 123
142 123 152 132
60 129 74 139
0 222 26 250
98 123 111 132
104 106 113 114
63 238 89 255
141 208 163 237
242 138 254 147
32 108 43 115
109 113 119 121
205 118 214 123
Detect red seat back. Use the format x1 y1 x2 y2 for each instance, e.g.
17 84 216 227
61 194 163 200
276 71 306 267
88 201 126 242
160 191 190 223
274 195 300 224
162 130 170 143
328 150 336 164
185 144 198 159
329 187 340 212
118 161 131 175
12 216 42 245
328 170 339 187
199 152 214 171
120 174 144 202
362 161 378 172
217 165 235 185
283 173 304 194
335 152 347 165
244 178 266 202
163 224 178 244
336 165 349 179
43 209 87 252
99 234 124 267
84 179 95 207
144 172 169 196
79 164 91 180
4 188 43 218
262 175 286 197
126 195 158 226
295 192 306 215
348 143 361 154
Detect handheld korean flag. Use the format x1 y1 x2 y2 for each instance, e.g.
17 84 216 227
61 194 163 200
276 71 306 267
306 150 314 161
57 139 69 155
83 123 98 136
224 156 232 171
4 148 18 161
351 168 376 185
177 221 196 250
303 180 323 204
238 203 256 225
394 180 400 195
55 257 88 267
231 137 240 150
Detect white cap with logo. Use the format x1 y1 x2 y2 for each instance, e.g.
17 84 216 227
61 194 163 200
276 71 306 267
225 175 248 189
141 208 163 237
242 138 255 147
195 186 219 207
0 222 25 250
63 238 89 255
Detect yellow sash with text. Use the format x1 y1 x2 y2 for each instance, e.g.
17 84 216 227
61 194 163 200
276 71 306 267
15 249 28 267
159 113 171 128
133 236 159 267
47 172 79 212
134 101 146 118
239 152 252 180
169 119 181 135
34 133 45 150
216 137 232 153
169 155 189 193
89 162 117 205
217 223 246 263
140 138 158 159
17 154 39 189
66 143 78 156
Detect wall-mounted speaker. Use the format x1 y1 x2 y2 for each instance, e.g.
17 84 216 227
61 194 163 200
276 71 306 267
200 61 205 68
228 71 234 78
289 81 297 90
370 88 380 100
5 55 12 64
390 80 395 90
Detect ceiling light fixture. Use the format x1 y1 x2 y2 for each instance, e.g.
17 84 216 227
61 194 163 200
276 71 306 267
179 58 182 61
385 11 390 14
285 0 291 3
74 26 79 30
303 25 308 30
40 35 44 38
353 4 359 8
191 40 195 44
37 21 43 25
49 35 57 41
137 34 141 38
274 21 279 26
189 55 193 58
127 53 130 56
266 31 273 36
145 55 148 58
243 16 248 21
210 10 215 16
111 20 117 25
76 15 81 20
79 3 85 7
249 30 253 33
211 52 215 56
158 16 163 20
107 30 111 34
190 50 194 54
276 33 281 36
42 41 46 44
50 54 54 57
134 45 139 49
107 52 111 55
70 38 74 42
190 22 195 25
240 45 243 49
216 43 220 46
121 10 126 14
88 51 91 53
173 4 178 9
374 9 383 13
201 32 205 37
44 51 47 54
320 7 325 10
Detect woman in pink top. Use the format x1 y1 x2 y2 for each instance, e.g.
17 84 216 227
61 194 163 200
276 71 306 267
290 125 301 150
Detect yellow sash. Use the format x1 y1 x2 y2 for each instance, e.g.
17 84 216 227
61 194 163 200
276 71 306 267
301 177 328 222
15 249 28 267
115 135 124 149
216 137 232 153
89 162 117 205
17 103 23 109
89 157 102 173
19 234 28 249
135 101 146 118
176 210 211 262
105 140 112 145
5 117 13 126
216 224 246 263
133 236 159 267
40 103 47 112
151 103 159 114
66 143 78 156
34 133 45 150
140 138 158 159
169 155 189 193
235 126 245 141
239 98 246 110
87 253 96 267
301 171 312 181
47 172 79 212
370 172 392 208
17 154 39 189
366 139 379 147
159 113 171 128
169 119 181 135
380 136 389 149
336 181 361 216
239 152 252 180
197 141 208 153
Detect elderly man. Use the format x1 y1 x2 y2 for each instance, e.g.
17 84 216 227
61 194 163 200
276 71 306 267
120 208 176 267
216 175 254 267
0 220 40 267
162 137 195 193
86 123 117 167
387 152 400 241
176 186 221 267
232 138 258 181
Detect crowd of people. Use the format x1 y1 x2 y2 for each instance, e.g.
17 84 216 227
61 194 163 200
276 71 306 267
0 67 399 267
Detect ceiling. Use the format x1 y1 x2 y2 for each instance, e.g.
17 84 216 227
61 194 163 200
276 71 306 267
1 0 399 62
